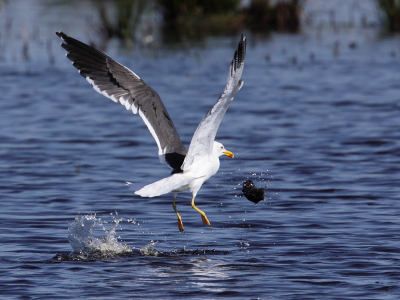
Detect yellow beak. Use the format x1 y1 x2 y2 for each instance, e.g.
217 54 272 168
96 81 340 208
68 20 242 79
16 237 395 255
223 150 234 158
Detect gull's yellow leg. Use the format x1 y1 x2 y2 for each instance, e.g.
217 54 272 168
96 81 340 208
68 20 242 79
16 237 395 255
191 197 211 226
172 193 184 232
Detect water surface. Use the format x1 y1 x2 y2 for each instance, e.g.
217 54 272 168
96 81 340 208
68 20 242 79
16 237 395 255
1 9 400 299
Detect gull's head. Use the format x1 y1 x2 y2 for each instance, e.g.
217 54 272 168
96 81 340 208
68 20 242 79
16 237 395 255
213 141 234 158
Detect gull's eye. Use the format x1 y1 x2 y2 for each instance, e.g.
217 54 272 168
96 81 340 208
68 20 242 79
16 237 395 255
221 146 223 149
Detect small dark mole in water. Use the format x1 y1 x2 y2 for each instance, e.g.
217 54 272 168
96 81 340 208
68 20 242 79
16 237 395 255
242 180 266 204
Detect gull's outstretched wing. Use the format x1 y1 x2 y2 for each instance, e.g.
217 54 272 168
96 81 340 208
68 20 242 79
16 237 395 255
56 32 187 171
182 34 246 170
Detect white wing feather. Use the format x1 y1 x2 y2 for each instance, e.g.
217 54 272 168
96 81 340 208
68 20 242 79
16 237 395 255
182 35 246 170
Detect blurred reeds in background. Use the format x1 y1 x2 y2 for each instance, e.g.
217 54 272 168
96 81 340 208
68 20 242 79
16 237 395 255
157 0 304 42
92 0 148 41
84 0 400 44
1 0 400 64
156 0 242 42
245 0 303 32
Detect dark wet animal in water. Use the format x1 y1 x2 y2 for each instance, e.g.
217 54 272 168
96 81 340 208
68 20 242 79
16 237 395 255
242 180 266 204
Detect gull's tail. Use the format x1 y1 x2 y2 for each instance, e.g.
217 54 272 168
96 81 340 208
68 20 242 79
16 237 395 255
135 173 195 198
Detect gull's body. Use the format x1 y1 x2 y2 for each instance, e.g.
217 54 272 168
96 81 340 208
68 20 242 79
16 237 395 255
57 32 246 231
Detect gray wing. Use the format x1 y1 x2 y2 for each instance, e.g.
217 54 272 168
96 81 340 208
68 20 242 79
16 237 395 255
182 34 246 170
56 32 187 171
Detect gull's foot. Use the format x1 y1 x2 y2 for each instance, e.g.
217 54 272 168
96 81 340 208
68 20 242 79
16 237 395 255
177 217 185 232
201 214 211 226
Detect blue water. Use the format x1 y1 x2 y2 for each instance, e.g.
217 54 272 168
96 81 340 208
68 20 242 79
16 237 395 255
1 5 400 298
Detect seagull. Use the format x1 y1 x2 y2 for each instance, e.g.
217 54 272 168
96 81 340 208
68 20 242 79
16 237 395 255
57 32 246 232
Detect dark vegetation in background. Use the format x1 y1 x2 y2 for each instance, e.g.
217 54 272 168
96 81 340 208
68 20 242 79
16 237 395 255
89 0 305 44
158 0 303 42
244 0 303 32
157 0 242 42
81 0 400 44
91 0 147 41
4 0 398 50
376 0 400 31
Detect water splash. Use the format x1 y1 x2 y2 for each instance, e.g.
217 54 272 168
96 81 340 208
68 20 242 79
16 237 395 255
68 213 133 258
140 240 161 256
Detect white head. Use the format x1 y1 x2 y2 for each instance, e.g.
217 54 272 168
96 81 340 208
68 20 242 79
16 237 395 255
213 141 234 158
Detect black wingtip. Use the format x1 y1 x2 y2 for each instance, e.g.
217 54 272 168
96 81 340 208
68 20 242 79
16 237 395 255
231 34 246 73
56 31 63 38
56 31 69 42
237 34 246 66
